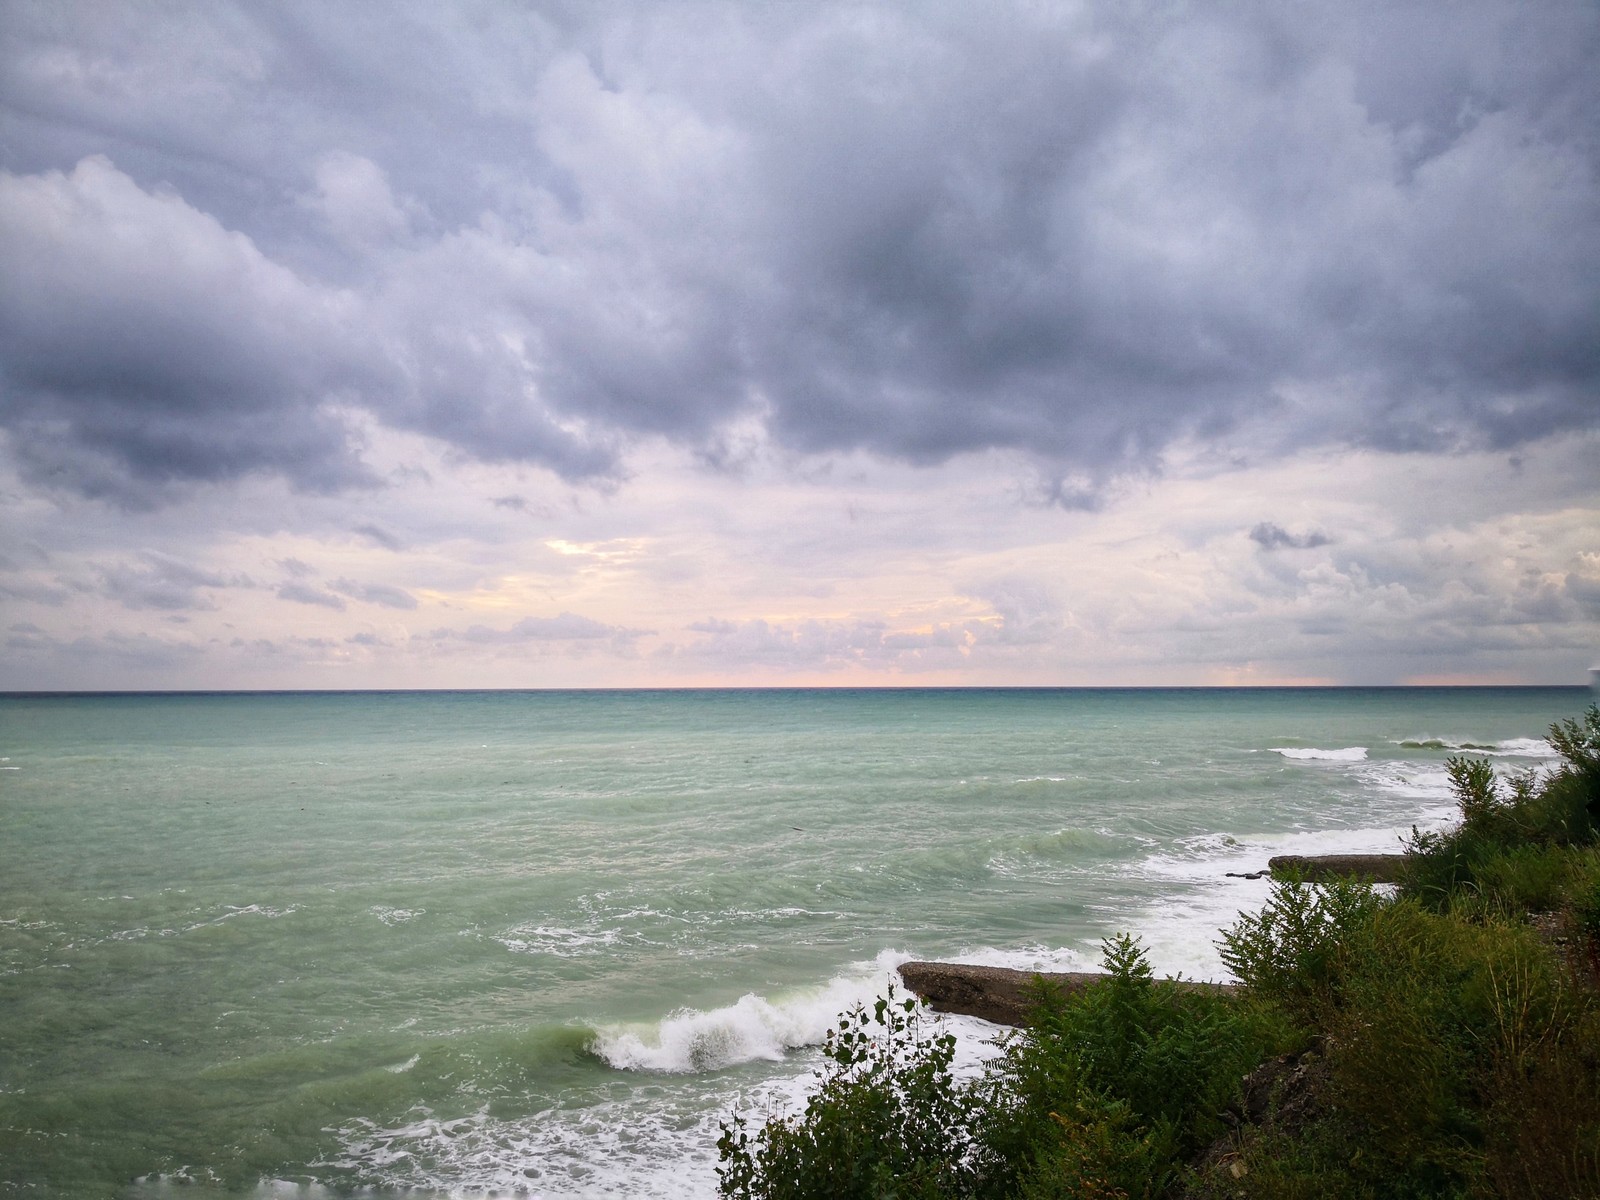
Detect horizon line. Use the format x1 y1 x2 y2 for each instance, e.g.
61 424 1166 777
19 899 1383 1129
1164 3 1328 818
3 682 1595 699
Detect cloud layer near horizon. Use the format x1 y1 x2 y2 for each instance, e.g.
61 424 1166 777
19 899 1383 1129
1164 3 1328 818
1 0 1596 687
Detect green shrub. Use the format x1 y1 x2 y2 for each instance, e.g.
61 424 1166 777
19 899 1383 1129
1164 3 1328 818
1504 706 1600 843
1013 1095 1171 1200
1405 706 1600 914
1482 1000 1600 1200
1550 704 1600 780
1218 874 1386 1026
1472 844 1574 914
1318 905 1491 1189
717 984 987 1200
1570 855 1600 940
1186 1120 1380 1200
1206 905 1587 1197
987 935 1281 1199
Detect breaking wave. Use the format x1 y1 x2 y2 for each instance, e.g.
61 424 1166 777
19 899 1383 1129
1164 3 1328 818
589 950 909 1073
1269 746 1368 762
1397 736 1555 757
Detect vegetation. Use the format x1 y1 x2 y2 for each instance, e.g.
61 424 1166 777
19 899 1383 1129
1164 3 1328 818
719 706 1600 1199
982 935 1285 1200
716 985 989 1199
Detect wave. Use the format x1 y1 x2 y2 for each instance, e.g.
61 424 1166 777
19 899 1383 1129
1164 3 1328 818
493 903 851 961
1486 737 1557 758
1396 736 1555 757
991 825 1126 869
368 906 424 926
1269 746 1368 762
589 950 908 1073
183 903 300 932
498 922 632 958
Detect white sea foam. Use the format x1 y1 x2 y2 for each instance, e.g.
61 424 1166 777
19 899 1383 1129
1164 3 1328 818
499 924 631 957
1109 746 1467 981
1269 746 1368 762
369 906 424 926
939 942 1100 976
590 949 910 1073
183 904 300 932
1124 826 1413 982
1353 763 1455 801
1487 737 1557 757
327 1099 728 1199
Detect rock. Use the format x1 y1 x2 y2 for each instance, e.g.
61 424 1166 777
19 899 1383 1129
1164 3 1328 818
1237 1050 1326 1132
896 961 1237 1027
1183 1049 1330 1197
1267 853 1407 883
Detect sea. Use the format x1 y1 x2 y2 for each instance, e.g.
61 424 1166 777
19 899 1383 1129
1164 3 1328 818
1 686 1592 1198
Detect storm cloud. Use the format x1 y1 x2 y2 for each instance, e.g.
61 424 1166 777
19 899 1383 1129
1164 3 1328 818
2 0 1595 504
1 1 1596 690
1250 523 1333 551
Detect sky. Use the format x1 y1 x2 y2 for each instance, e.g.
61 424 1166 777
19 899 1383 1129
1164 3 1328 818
1 0 1597 690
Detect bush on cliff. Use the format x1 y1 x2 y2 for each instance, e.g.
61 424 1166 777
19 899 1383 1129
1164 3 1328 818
719 937 1278 1200
1206 883 1600 1199
984 934 1282 1200
1203 707 1600 1198
717 984 989 1200
1403 705 1600 912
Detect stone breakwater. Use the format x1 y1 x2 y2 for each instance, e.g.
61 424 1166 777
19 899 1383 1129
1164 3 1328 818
897 962 1238 1027
1267 853 1407 882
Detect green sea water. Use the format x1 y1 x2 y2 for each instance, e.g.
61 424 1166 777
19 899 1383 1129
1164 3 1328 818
0 687 1590 1197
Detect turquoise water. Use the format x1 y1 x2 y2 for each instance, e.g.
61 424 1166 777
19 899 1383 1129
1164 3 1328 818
0 687 1590 1197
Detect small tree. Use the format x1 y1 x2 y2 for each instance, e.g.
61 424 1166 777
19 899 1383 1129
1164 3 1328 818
718 983 988 1200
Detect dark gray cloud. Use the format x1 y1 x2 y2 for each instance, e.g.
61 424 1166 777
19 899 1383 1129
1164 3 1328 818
1 1 1596 505
352 524 404 551
672 594 1073 671
276 581 345 609
427 613 649 645
1568 572 1600 617
0 578 72 605
1250 523 1333 551
4 628 206 675
100 552 244 611
668 616 903 672
329 577 418 610
0 156 386 503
